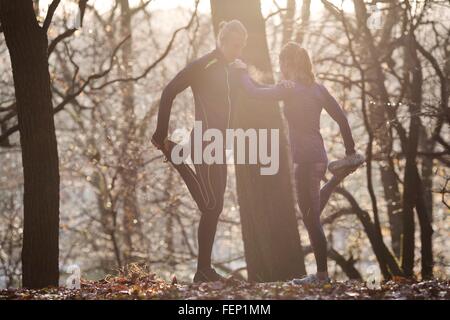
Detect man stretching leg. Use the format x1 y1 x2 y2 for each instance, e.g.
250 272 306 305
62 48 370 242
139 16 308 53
152 20 248 283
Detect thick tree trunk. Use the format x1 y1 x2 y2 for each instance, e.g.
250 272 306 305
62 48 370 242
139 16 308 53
0 0 60 288
210 0 306 282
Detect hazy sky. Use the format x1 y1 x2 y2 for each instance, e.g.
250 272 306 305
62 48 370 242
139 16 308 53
39 0 356 18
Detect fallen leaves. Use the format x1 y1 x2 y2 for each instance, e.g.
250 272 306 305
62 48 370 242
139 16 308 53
0 272 448 300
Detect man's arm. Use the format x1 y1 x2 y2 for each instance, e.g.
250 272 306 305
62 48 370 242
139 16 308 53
320 84 356 155
152 61 198 147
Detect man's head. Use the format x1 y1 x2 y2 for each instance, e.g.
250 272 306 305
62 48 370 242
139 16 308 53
217 20 248 62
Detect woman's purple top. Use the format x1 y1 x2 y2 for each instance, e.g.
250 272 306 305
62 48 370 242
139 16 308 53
239 72 356 164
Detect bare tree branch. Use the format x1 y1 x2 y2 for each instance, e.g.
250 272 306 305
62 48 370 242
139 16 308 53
91 0 200 90
48 28 76 55
0 35 131 144
78 0 88 27
42 0 60 32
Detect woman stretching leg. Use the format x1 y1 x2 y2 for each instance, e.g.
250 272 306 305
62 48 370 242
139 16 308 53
234 42 365 285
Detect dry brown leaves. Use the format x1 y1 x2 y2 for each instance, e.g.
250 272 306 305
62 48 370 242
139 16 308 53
1 273 448 300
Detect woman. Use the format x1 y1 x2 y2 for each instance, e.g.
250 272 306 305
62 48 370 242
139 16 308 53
235 42 365 285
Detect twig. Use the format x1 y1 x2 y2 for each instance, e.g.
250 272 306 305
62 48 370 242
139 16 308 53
42 0 61 32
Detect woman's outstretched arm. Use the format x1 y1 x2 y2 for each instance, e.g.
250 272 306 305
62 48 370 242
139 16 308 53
237 70 291 101
319 84 356 156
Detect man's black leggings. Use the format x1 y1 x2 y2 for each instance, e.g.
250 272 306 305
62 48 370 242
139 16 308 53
162 138 227 270
295 162 339 273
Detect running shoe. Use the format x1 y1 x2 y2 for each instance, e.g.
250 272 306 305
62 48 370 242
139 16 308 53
328 152 365 176
193 268 225 283
291 274 331 286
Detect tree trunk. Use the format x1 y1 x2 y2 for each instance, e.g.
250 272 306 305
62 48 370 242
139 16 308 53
210 0 306 282
0 0 60 288
281 0 296 45
353 0 403 259
119 0 142 265
295 0 310 44
401 32 433 279
415 174 434 279
400 32 422 277
327 248 362 280
336 187 403 278
304 245 362 280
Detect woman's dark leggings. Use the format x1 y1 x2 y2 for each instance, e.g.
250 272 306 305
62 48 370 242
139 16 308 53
295 162 341 273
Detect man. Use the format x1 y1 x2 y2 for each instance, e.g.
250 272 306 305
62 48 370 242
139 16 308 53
152 20 248 283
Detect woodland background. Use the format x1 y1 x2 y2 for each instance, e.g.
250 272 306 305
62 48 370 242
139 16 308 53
0 0 448 291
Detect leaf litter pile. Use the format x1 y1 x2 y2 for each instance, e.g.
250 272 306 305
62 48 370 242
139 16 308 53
1 265 448 300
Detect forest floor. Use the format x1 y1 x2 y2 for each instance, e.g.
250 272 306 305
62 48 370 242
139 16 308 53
1 268 449 300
